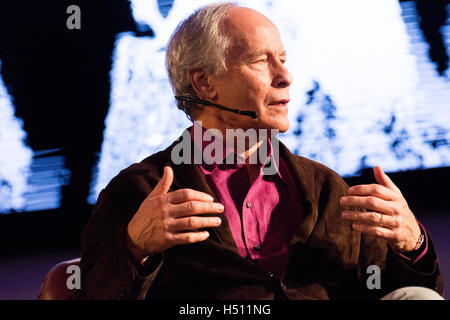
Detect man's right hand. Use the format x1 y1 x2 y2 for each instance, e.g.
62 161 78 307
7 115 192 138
126 166 224 263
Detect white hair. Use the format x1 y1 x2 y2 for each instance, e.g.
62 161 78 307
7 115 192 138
165 2 238 120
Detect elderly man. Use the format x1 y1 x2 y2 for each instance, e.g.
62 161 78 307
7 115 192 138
79 3 443 300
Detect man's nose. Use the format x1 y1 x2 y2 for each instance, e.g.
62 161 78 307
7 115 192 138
272 62 293 88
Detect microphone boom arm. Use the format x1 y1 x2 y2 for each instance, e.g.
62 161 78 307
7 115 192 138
175 96 257 119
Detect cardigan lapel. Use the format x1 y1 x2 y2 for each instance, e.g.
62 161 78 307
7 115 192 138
162 129 318 254
277 139 318 245
166 128 240 255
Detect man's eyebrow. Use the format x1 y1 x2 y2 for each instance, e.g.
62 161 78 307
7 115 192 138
245 50 267 59
245 50 287 59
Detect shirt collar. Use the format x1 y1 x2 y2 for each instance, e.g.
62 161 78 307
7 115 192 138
190 121 283 180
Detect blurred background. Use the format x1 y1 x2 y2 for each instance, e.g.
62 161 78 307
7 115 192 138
0 0 448 299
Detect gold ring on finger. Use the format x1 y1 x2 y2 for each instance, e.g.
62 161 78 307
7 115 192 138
379 213 384 227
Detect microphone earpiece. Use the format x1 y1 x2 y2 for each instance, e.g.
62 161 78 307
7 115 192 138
175 96 257 119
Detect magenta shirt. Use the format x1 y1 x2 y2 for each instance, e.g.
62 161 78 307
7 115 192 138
190 121 427 279
191 122 302 279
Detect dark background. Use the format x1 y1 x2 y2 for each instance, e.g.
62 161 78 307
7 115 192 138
0 0 448 299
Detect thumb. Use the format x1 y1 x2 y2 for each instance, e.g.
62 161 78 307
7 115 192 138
374 166 400 193
150 166 173 196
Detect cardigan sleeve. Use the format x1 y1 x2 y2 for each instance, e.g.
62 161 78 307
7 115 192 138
319 170 444 300
77 164 164 300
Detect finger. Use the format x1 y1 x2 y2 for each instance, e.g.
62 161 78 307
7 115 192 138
170 231 210 246
352 222 395 241
342 210 395 228
347 184 398 201
340 195 395 215
373 166 401 194
170 201 224 218
150 166 174 196
167 188 215 204
169 216 222 232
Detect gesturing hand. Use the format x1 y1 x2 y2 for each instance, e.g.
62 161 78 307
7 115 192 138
340 166 421 253
126 166 224 263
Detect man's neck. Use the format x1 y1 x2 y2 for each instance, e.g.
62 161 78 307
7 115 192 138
193 118 264 162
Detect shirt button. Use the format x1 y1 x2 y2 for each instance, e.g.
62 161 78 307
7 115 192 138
267 272 274 279
246 202 252 208
253 245 261 251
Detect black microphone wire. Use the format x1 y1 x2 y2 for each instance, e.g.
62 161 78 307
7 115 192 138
175 96 257 119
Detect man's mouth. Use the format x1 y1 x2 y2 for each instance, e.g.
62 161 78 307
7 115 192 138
268 99 290 107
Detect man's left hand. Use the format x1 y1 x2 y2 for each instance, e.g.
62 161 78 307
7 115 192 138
340 166 421 252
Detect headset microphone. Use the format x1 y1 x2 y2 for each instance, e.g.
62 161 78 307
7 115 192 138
175 96 258 119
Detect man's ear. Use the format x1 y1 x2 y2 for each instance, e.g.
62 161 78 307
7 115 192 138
188 68 217 100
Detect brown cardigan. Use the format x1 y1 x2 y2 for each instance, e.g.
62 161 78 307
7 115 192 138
78 128 443 300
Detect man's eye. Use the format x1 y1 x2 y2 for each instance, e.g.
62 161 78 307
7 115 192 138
254 59 267 64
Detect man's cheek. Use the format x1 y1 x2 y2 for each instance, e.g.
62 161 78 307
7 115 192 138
242 75 267 94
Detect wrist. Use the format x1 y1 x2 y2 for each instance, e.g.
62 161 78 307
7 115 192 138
125 227 149 265
399 223 424 253
412 226 425 251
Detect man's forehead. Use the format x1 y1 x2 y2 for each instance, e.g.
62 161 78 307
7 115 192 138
222 7 283 54
223 6 276 33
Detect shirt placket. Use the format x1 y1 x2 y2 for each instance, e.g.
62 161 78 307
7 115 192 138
242 174 263 260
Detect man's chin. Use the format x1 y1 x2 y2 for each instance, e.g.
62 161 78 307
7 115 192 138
278 121 289 133
264 119 289 133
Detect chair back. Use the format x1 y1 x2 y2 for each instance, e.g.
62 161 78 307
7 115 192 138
38 258 81 300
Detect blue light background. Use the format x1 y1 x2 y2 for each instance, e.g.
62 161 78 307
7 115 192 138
0 0 448 212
